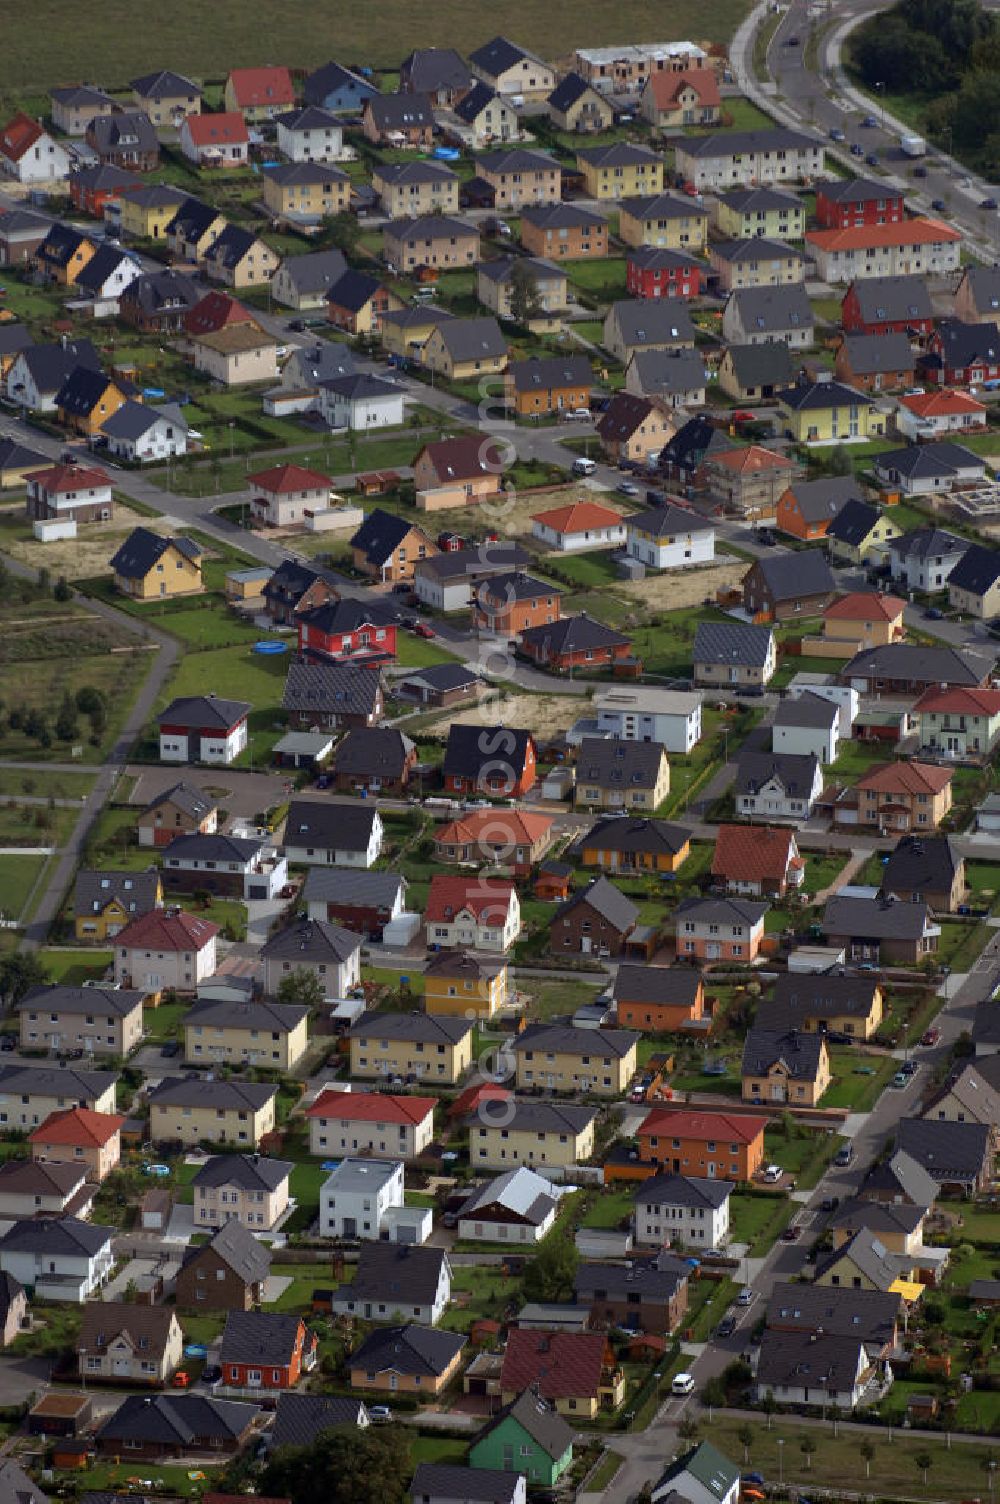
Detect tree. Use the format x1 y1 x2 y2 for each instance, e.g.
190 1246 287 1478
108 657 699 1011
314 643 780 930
508 260 542 326
55 692 79 743
762 1391 778 1430
53 575 71 603
276 967 326 1008
738 1425 754 1466
800 1436 817 1471
826 444 854 477
0 952 48 1004
324 211 363 258
259 1425 412 1504
828 1403 842 1438
521 1233 578 1303
915 1451 933 1487
860 1440 876 1480
678 1414 700 1442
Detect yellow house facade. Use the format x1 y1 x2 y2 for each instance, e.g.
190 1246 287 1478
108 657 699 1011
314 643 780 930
421 321 507 382
742 1036 832 1107
150 1084 277 1148
577 146 665 201
423 953 508 1021
111 532 204 601
184 1008 309 1072
513 1028 637 1096
75 871 164 943
350 1013 473 1084
225 567 272 604
16 1078 119 1128
372 166 461 219
778 382 884 445
619 195 708 252
119 188 189 241
262 167 350 220
470 1104 596 1171
827 511 902 566
193 1170 290 1232
18 993 145 1056
714 194 806 242
785 987 884 1041
58 375 131 438
580 831 690 873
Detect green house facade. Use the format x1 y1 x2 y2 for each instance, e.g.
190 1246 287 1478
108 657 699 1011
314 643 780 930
468 1391 574 1487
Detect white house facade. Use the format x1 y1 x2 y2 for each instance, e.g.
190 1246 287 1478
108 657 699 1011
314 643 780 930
634 1176 731 1250
595 686 703 753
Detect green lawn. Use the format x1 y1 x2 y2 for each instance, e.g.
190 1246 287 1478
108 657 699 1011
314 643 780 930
965 861 1000 903
153 643 291 766
828 740 893 781
821 1048 897 1111
0 768 95 800
566 257 630 301
0 856 47 922
579 1188 634 1231
727 1191 795 1254
936 919 990 973
629 607 732 680
799 852 847 897
37 948 113 985
762 1126 833 1188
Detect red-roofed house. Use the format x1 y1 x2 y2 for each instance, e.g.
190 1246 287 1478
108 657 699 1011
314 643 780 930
712 824 803 899
639 69 722 129
0 112 71 183
702 444 798 519
179 112 249 167
30 1107 125 1182
425 875 521 953
638 1108 767 1181
531 500 627 552
433 809 554 875
448 1082 511 1121
184 290 259 336
916 685 1000 760
113 910 219 994
500 1329 620 1418
25 463 113 524
839 760 953 832
224 67 296 122
821 591 906 652
248 464 332 528
896 388 988 441
306 1090 437 1159
805 219 961 285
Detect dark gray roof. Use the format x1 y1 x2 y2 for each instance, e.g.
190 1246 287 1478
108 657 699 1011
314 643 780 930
417 542 528 581
725 341 794 390
935 317 1000 369
880 834 960 899
163 831 259 866
264 160 349 188
352 1322 465 1378
351 506 418 566
221 1310 309 1365
520 614 631 659
0 437 49 473
434 315 507 361
548 71 602 113
402 47 471 95
303 59 378 108
727 284 813 334
513 1019 638 1060
0 1063 117 1101
815 1229 901 1292
8 338 101 398
283 798 380 852
342 1242 449 1305
51 84 116 109
766 1278 900 1342
351 1010 472 1046
189 1219 271 1283
183 996 308 1033
624 501 714 538
271 1392 368 1448
507 353 592 393
277 248 349 297
713 236 803 266
260 918 363 966
121 267 199 320
741 1026 826 1082
0 1460 45 1504
822 893 933 941
575 1255 688 1301
471 33 547 76
613 965 702 1009
0 210 50 239
621 192 708 223
555 876 639 935
282 662 382 719
680 127 817 158
366 93 434 131
634 1172 732 1210
896 1116 990 1180
112 528 202 583
717 186 802 213
693 620 773 668
851 274 933 325
150 1077 278 1112
443 723 534 783
628 347 707 396
375 160 458 186
578 141 662 169
889 526 967 563
825 497 883 546
674 895 768 928
947 543 1000 597
861 1147 939 1205
822 176 897 205
454 81 502 125
397 663 482 693
873 441 983 482
773 692 838 730
192 1154 293 1194
578 815 692 858
749 547 835 600
131 70 199 99
88 111 158 155
73 867 161 921
839 332 914 375
333 728 414 780
575 736 667 790
19 982 144 1019
828 1197 927 1239
479 254 565 287
765 972 881 1022
386 213 478 245
468 1101 596 1135
735 749 820 797
143 780 215 821
653 1442 740 1504
97 1394 258 1447
755 1328 867 1390
301 867 406 909
410 1466 519 1504
102 400 187 442
961 265 1000 316
778 374 870 408
475 1391 573 1460
609 299 695 348
841 642 992 688
0 1216 112 1256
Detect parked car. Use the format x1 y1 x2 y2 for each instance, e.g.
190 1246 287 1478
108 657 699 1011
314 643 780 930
891 1071 909 1088
781 1224 800 1242
671 1373 695 1396
161 1041 180 1058
923 605 944 620
716 1315 737 1338
785 33 800 44
850 143 865 157
829 127 846 142
737 1287 754 1306
834 1144 853 1167
413 622 436 639
369 1406 392 1424
900 1059 917 1076
921 1026 941 1046
865 152 879 166
913 164 928 177
931 199 947 212
861 114 877 126
617 481 640 497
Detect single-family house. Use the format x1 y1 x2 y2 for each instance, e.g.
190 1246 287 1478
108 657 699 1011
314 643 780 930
640 67 721 128
734 748 823 822
362 93 434 149
192 1154 293 1232
477 256 568 320
0 1218 113 1303
624 503 716 569
742 548 836 620
742 1028 831 1106
302 868 407 940
29 1104 123 1180
271 249 349 311
332 728 416 797
95 1393 258 1458
824 499 901 566
634 1174 731 1250
307 1090 436 1161
771 694 839 765
896 388 987 440
915 685 1000 760
131 69 201 126
872 440 986 496
177 1222 270 1310
113 909 217 995
946 544 1000 618
500 1328 621 1418
551 877 640 960
179 113 249 167
0 114 71 182
458 1167 558 1244
372 161 460 218
889 527 968 593
776 378 884 446
511 1021 638 1096
18 982 144 1055
880 834 965 912
260 917 363 1001
468 1392 573 1486
692 620 776 689
577 815 691 874
225 66 295 122
547 73 615 134
469 36 555 98
760 973 884 1041
331 1242 452 1325
101 402 188 464
350 1011 473 1086
425 875 521 955
475 147 561 209
721 284 813 348
602 299 695 363
183 996 308 1072
840 760 953 833
673 896 767 963
842 273 935 336
303 60 379 114
612 965 704 1032
78 1304 183 1386
840 642 994 694
351 1326 465 1397
262 161 349 222
275 105 345 163
835 332 915 393
821 894 940 966
574 1255 689 1337
712 823 803 898
468 1101 596 1173
637 1108 767 1183
220 1311 317 1391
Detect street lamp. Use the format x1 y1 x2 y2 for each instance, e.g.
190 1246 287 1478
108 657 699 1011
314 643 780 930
777 1438 785 1488
874 81 885 131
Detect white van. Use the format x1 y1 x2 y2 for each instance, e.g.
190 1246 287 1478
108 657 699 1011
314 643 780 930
763 1164 783 1183
572 457 597 477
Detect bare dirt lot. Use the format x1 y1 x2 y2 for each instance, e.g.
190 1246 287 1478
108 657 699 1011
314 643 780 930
0 500 179 580
479 483 632 540
418 691 588 742
622 557 748 611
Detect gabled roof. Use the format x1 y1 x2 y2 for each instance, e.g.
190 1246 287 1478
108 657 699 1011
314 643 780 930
766 1278 901 1342
840 331 914 375
29 1106 124 1147
555 876 639 935
548 72 605 114
898 1115 991 1179
627 347 708 397
227 66 294 108
712 823 797 884
192 1154 293 1193
855 759 953 796
79 1302 179 1358
579 815 691 858
520 614 631 659
283 797 379 853
410 1467 520 1504
184 1216 270 1283
575 736 666 791
352 1322 464 1378
301 866 406 911
822 893 934 942
271 1392 368 1448
673 895 768 930
307 1089 434 1125
102 400 188 443
755 1327 867 1390
469 35 548 78
97 1394 257 1447
765 971 880 1024
432 315 508 362
934 316 1000 368
282 661 382 718
693 619 774 668
454 81 504 125
0 113 52 163
501 1328 606 1402
724 340 794 389
260 917 362 966
88 112 159 155
726 283 813 334
633 1172 732 1210
824 498 887 547
333 727 413 779
303 60 378 107
416 434 508 485
507 353 592 393
473 1390 573 1460
808 217 960 252
607 299 695 348
914 684 1000 717
0 1215 111 1257
946 543 1000 597
221 1309 308 1366
612 965 702 1009
460 1166 557 1226
773 692 839 730
442 722 534 783
652 1443 740 1504
401 47 471 94
742 1026 826 1082
425 874 516 926
326 268 387 314
365 93 435 131
513 1020 638 1060
646 67 722 109
111 527 201 581
735 749 820 799
343 1241 450 1305
277 251 350 297
115 909 218 953
849 273 934 324
749 546 835 600
132 69 199 100
142 780 216 822
351 506 424 565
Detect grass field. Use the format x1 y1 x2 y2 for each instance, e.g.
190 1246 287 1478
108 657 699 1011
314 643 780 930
0 855 46 922
38 949 114 985
2 0 751 91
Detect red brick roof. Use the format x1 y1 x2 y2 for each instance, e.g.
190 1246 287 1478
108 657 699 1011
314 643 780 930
899 389 987 418
825 591 906 622
306 1090 436 1124
26 462 110 493
647 68 722 111
449 1082 511 1120
425 874 516 925
639 1108 768 1143
709 444 795 475
712 823 796 884
185 112 248 148
806 218 961 253
855 760 953 796
184 291 255 335
29 1107 124 1147
501 1329 606 1402
531 499 626 534
115 909 218 952
0 112 46 163
247 463 332 494
435 809 553 848
913 685 1000 717
227 67 295 109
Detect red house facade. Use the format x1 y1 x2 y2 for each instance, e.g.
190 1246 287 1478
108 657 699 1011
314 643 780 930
70 167 141 219
222 1314 316 1391
625 248 703 300
297 600 398 666
841 281 935 337
815 182 905 231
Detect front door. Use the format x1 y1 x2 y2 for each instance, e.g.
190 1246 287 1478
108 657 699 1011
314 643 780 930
343 1217 356 1237
706 942 720 959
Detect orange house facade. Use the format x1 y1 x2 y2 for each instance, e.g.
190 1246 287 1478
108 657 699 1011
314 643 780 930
638 1109 767 1182
775 482 848 541
471 572 562 636
223 1317 316 1390
613 967 705 1031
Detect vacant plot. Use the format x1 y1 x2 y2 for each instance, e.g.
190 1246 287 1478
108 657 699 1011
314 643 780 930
420 691 587 743
0 856 46 922
4 0 749 88
0 602 137 666
624 560 747 612
0 502 178 581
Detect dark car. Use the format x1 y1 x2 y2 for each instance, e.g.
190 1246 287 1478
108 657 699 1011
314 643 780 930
931 198 947 211
161 1041 180 1058
0 1036 15 1052
861 114 877 127
923 605 944 620
914 165 928 178
717 1315 737 1338
781 1224 800 1242
865 152 879 166
983 198 999 210
288 319 305 333
786 34 800 44
850 143 865 157
201 1365 222 1386
900 1059 917 1076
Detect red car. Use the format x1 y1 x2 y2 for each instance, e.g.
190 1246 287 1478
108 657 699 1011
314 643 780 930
732 410 756 423
682 181 700 196
414 622 436 639
921 1027 941 1046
